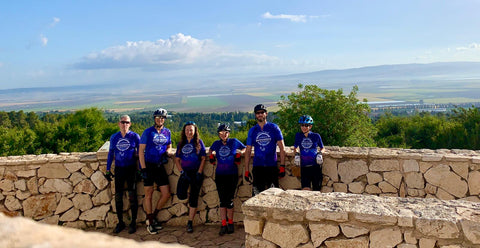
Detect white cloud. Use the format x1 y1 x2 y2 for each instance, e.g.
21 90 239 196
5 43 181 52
40 34 48 46
456 43 480 51
73 33 280 71
262 12 316 23
50 17 60 27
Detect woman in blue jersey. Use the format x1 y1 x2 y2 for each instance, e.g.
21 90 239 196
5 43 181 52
175 121 206 233
294 115 325 191
105 115 140 234
208 123 246 235
139 108 172 234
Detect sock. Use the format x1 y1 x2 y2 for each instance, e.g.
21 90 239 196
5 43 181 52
153 209 160 218
228 219 234 224
222 219 227 226
147 214 154 224
188 220 193 225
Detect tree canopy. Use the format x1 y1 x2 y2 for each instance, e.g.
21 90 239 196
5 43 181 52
276 84 376 147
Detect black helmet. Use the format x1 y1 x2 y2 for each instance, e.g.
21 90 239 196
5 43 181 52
254 104 267 113
153 108 167 118
217 123 231 133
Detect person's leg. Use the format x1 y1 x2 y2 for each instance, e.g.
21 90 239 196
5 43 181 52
264 166 279 189
151 165 171 230
114 167 126 226
216 175 228 235
301 166 312 190
126 166 138 233
187 170 201 233
225 174 237 234
312 165 322 191
252 166 265 195
142 164 157 234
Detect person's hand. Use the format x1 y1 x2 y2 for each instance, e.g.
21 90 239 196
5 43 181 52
180 170 191 182
196 172 203 183
316 153 324 165
244 171 252 183
278 165 286 178
234 153 241 166
294 153 301 167
104 171 113 181
140 168 148 180
161 153 169 165
209 154 216 165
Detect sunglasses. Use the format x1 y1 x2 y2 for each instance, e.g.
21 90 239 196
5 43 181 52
120 121 131 124
154 116 166 119
255 111 266 115
301 124 311 127
185 121 196 126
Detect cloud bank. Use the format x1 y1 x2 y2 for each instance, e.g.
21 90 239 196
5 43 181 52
261 12 318 23
73 33 280 71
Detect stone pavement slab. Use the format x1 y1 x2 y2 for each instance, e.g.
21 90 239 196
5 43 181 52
88 224 246 248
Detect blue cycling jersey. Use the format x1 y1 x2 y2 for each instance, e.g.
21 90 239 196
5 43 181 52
210 138 246 175
294 131 324 167
107 131 140 171
246 122 284 167
176 139 206 171
140 126 171 164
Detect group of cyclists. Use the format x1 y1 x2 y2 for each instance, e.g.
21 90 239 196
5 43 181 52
105 104 325 236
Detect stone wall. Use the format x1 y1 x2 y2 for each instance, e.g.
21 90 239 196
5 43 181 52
0 145 479 230
243 188 480 248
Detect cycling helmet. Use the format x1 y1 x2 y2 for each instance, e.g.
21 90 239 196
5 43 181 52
184 121 196 126
153 108 167 118
217 123 231 133
298 115 314 125
254 104 267 113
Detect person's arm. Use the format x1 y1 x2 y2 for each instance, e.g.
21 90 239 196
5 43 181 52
198 156 206 174
277 140 286 165
106 137 115 172
139 144 146 169
175 157 183 173
244 145 252 173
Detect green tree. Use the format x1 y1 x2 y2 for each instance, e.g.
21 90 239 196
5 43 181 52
55 108 117 152
276 84 376 147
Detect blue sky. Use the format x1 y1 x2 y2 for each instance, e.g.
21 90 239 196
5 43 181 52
1 0 479 90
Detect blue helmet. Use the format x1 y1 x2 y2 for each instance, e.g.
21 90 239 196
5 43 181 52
298 115 314 125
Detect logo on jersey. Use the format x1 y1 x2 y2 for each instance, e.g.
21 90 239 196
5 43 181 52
153 133 168 146
218 146 231 158
301 137 313 149
182 144 194 155
116 138 131 152
256 132 271 146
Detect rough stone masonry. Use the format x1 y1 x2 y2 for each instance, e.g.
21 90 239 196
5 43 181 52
243 188 480 248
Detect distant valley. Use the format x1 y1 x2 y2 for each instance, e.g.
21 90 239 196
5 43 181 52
1 61 480 113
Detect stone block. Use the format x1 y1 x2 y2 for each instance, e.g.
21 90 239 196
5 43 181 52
262 221 309 248
324 236 369 248
370 159 400 172
338 160 368 183
38 163 69 179
340 224 369 238
309 223 340 247
370 227 402 248
22 193 57 219
244 218 264 235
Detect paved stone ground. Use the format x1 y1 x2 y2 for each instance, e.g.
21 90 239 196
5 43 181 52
88 223 246 248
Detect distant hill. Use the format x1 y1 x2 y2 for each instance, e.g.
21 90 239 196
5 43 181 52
1 61 480 112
